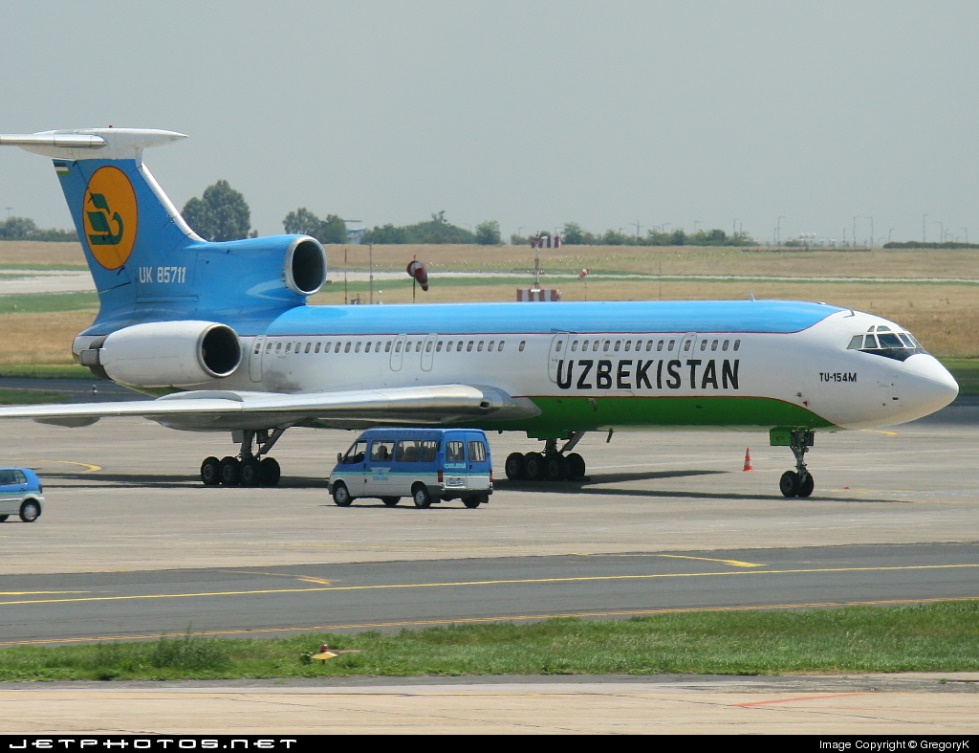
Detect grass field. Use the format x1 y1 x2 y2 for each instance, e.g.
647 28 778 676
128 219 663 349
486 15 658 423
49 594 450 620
0 241 976 364
1 602 977 681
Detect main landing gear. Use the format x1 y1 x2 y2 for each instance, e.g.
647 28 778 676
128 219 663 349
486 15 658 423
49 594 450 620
779 429 815 498
504 433 588 482
200 428 286 487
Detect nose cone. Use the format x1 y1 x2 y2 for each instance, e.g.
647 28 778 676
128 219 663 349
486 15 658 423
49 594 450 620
902 354 959 419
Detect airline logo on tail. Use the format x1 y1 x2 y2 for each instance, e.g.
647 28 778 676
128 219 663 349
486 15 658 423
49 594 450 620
79 165 138 269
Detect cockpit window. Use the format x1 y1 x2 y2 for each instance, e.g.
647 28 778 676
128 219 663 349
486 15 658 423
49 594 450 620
846 325 927 361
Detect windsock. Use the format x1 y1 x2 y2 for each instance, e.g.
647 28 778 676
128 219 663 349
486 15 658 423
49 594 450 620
407 260 429 291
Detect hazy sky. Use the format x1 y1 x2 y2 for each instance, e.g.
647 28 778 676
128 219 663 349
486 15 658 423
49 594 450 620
2 0 977 245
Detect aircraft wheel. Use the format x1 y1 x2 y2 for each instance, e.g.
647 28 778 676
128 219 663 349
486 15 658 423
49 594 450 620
566 453 586 480
259 457 281 486
200 456 221 486
504 452 525 480
219 456 241 486
544 455 567 482
523 452 544 480
240 459 261 487
412 483 433 508
779 470 799 498
798 472 815 498
382 497 400 507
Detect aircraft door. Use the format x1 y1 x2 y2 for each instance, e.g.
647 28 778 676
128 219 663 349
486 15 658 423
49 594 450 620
389 335 407 371
421 334 437 371
547 333 570 383
249 336 265 383
678 333 699 359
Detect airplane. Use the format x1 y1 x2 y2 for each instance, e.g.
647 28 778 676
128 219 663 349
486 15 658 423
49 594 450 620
0 127 960 497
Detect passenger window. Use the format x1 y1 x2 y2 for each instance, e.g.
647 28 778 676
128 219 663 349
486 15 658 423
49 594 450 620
420 441 438 462
499 341 505 352
446 441 465 462
370 441 394 462
468 441 487 463
344 342 351 353
519 340 526 351
365 342 371 353
305 343 312 354
614 340 621 352
733 339 741 351
396 441 420 462
385 342 392 352
436 342 443 352
477 341 484 352
315 342 321 353
355 342 362 353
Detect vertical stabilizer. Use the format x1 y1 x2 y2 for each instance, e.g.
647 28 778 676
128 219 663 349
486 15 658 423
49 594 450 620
0 128 196 324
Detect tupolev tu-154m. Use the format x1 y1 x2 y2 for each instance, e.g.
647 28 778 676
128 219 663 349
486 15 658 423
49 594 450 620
0 128 959 497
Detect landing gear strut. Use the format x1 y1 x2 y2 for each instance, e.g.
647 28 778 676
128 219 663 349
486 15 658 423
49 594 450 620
505 432 587 482
200 428 285 487
779 429 814 498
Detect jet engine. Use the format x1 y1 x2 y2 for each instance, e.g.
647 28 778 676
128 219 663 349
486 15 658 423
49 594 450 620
77 321 242 388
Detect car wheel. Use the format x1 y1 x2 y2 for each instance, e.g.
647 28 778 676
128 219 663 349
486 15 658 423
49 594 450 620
0 515 8 522
412 483 432 508
381 497 400 507
19 500 41 523
332 482 353 506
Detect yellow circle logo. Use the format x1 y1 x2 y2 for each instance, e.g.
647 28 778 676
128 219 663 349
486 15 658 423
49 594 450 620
82 166 138 270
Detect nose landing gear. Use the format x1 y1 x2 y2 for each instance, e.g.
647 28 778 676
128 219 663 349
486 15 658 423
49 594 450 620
778 429 815 498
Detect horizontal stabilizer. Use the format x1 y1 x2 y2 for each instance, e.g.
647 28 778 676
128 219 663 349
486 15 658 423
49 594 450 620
0 128 187 160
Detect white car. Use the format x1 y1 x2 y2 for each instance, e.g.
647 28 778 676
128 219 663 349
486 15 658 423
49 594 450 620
0 467 44 523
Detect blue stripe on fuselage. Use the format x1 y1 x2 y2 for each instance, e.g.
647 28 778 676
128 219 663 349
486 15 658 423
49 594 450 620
258 299 842 338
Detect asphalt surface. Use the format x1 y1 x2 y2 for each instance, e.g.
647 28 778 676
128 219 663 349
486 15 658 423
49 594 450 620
0 388 976 733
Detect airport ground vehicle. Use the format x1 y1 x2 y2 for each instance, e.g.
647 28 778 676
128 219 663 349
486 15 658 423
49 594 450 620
0 467 45 522
329 428 493 508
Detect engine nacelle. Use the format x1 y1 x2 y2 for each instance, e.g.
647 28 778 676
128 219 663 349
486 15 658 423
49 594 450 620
80 321 242 388
190 235 328 316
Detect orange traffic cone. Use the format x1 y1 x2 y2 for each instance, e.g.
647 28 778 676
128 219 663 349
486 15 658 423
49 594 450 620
743 448 753 471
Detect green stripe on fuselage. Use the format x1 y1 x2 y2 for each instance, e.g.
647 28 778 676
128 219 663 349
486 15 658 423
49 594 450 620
499 395 836 439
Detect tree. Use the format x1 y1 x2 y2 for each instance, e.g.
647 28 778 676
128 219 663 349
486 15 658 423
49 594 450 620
182 179 251 241
282 208 349 243
283 207 322 236
474 220 501 245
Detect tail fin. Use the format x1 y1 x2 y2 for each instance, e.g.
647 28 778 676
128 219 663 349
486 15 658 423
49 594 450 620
0 128 196 324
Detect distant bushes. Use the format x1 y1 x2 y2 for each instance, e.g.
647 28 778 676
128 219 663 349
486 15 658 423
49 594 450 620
0 216 76 242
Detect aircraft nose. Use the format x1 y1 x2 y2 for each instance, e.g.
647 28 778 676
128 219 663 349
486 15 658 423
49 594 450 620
903 353 959 417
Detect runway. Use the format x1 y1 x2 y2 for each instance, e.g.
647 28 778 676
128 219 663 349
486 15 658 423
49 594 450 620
0 394 976 732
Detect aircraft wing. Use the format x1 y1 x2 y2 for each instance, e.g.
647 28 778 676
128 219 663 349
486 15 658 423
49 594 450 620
0 384 537 431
